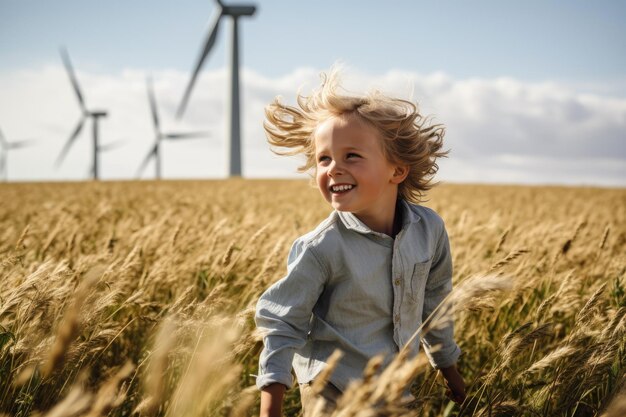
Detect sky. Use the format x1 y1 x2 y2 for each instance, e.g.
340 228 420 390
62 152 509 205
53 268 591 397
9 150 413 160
1 0 625 186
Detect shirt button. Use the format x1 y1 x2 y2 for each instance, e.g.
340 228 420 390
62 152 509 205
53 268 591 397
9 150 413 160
394 314 400 323
394 279 401 286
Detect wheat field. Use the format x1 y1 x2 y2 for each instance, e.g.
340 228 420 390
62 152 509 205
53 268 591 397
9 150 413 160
0 180 624 417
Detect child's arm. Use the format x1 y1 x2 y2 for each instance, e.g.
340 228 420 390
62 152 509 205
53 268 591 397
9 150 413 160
259 383 287 417
255 240 328 403
421 225 464 401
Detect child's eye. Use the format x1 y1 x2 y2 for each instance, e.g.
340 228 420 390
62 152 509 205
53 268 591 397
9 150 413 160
347 153 361 159
318 155 330 163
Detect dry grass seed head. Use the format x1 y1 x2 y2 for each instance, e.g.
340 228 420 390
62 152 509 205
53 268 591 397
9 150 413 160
85 361 134 417
169 285 197 314
41 266 102 377
312 349 344 395
494 228 510 254
610 309 626 340
166 319 242 417
15 224 30 250
361 354 384 384
535 293 558 322
599 225 611 250
550 270 583 315
228 385 258 417
141 318 178 415
500 322 534 349
41 377 93 417
489 248 529 271
221 241 236 267
417 274 514 342
575 283 607 327
523 345 578 376
560 218 587 255
478 401 522 417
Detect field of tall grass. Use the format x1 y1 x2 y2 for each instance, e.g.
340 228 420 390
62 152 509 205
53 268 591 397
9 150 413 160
0 180 624 417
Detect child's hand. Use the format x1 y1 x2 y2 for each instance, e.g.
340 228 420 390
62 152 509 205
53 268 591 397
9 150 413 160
439 365 466 404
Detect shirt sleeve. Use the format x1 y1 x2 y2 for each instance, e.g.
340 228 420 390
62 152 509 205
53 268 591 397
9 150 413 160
254 239 328 390
420 225 461 369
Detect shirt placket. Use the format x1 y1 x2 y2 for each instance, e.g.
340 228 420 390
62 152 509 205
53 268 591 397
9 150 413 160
391 229 406 349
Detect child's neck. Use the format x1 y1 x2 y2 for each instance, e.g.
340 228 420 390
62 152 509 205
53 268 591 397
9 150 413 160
353 198 402 238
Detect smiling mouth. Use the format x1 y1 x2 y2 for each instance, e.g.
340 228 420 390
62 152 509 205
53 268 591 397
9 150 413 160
329 184 355 194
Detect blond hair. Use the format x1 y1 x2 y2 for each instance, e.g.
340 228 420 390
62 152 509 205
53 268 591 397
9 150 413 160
264 68 448 203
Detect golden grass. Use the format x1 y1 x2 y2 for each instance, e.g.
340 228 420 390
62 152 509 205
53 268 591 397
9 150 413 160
0 180 624 416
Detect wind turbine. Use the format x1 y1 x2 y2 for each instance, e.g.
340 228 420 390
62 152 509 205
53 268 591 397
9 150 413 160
137 77 208 179
0 127 35 181
56 47 108 180
176 0 257 177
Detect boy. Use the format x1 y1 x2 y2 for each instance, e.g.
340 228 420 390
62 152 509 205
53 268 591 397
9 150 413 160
255 69 465 417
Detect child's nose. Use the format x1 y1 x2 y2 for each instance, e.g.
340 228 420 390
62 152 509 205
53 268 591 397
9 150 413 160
327 160 343 176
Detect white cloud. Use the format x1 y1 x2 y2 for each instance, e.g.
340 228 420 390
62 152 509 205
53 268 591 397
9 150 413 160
0 65 624 186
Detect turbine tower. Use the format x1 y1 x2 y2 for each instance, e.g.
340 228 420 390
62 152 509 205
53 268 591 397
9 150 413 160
137 77 208 179
56 47 109 180
176 0 256 177
0 127 35 181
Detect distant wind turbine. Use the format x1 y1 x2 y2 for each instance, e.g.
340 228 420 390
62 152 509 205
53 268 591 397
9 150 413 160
0 127 35 181
137 77 208 179
56 47 109 180
176 0 257 177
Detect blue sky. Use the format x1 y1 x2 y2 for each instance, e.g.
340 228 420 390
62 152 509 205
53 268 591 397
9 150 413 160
1 0 625 184
3 0 626 82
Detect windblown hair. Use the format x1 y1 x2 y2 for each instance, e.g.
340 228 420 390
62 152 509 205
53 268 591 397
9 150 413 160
264 68 448 203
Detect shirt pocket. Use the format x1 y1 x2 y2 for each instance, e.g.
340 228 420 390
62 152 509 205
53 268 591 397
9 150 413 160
408 259 432 303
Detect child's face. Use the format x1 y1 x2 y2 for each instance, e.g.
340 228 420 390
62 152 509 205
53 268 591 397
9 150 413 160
314 115 404 217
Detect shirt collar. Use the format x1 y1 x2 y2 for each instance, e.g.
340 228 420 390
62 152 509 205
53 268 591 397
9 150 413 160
336 199 421 238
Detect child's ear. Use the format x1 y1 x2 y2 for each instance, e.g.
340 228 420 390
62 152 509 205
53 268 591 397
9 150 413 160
391 165 409 184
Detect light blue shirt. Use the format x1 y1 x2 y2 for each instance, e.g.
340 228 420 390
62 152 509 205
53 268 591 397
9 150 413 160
255 199 461 391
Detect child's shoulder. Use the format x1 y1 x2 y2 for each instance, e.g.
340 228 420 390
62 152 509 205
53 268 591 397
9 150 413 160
404 201 446 231
293 211 343 250
286 212 344 267
404 202 450 253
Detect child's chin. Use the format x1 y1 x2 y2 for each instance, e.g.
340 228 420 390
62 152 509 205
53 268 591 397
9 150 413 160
331 201 351 211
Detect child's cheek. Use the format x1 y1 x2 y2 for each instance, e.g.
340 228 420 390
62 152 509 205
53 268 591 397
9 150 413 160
319 188 332 203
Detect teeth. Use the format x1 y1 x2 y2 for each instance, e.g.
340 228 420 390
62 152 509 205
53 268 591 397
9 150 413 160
332 184 353 192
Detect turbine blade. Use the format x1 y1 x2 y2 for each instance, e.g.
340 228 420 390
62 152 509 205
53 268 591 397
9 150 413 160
99 139 126 152
136 144 158 178
8 139 36 150
176 8 223 119
56 116 86 166
60 47 86 112
164 131 208 139
147 76 160 132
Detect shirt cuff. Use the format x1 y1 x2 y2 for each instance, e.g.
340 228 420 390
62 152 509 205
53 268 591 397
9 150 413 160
424 342 461 370
256 371 295 390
